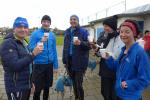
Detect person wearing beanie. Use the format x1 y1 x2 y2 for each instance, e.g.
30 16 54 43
103 19 150 100
13 17 29 29
41 15 51 22
91 15 124 100
62 15 91 100
103 15 118 31
0 17 42 100
29 15 58 100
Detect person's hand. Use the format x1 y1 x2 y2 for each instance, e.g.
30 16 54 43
74 39 81 45
101 52 110 59
53 69 58 74
53 69 58 79
32 45 43 56
41 36 48 42
121 81 128 89
31 83 35 94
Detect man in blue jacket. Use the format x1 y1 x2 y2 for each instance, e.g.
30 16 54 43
62 15 91 100
0 17 42 100
29 15 58 100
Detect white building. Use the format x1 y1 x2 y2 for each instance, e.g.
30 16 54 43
83 4 150 40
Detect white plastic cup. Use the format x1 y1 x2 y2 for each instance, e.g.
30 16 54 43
44 32 49 37
88 36 94 42
99 49 106 57
37 42 44 50
73 37 78 42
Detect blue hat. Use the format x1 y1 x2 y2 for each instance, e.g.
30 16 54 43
13 17 29 28
70 15 79 22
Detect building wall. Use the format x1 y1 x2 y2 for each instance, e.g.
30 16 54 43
117 16 144 27
143 14 150 32
118 16 150 33
94 23 103 39
84 14 150 40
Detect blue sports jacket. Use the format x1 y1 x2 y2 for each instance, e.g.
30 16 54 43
106 43 150 100
29 28 58 69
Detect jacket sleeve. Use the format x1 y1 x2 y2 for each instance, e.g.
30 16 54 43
80 29 91 50
0 40 33 72
126 50 150 91
106 36 124 59
52 35 58 69
62 33 67 64
105 56 119 72
29 32 38 52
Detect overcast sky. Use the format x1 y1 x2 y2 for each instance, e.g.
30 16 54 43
0 0 150 30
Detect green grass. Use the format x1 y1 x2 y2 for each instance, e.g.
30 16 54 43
0 37 3 44
0 35 64 64
27 35 64 45
56 35 64 45
0 35 64 45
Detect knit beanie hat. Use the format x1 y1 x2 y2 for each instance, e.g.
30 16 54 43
13 17 29 28
103 15 118 31
70 15 79 22
120 19 141 37
41 15 51 22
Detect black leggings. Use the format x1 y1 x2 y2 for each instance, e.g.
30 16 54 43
33 88 49 100
67 58 85 100
101 77 117 100
71 71 84 100
32 64 53 100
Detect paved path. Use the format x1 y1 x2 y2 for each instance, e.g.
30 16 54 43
0 46 150 100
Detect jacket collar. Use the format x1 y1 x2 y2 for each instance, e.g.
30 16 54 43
121 42 138 55
40 27 50 32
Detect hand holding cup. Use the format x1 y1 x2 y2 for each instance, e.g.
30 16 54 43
99 49 110 59
88 36 94 43
41 32 49 42
32 42 43 56
73 36 81 45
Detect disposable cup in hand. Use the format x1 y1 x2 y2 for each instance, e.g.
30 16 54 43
37 42 43 50
99 49 106 57
44 32 49 37
73 37 78 42
88 36 94 42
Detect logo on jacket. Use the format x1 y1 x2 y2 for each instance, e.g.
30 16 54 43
125 57 130 63
101 43 104 48
9 49 13 52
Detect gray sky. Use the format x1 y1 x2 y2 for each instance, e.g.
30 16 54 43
0 0 150 29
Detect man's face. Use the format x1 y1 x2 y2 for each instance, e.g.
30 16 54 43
41 20 51 29
14 26 29 39
70 16 79 28
103 24 113 33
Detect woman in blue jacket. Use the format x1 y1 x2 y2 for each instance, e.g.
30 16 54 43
103 19 150 100
62 15 91 100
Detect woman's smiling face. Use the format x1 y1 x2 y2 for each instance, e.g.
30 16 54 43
120 26 135 45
